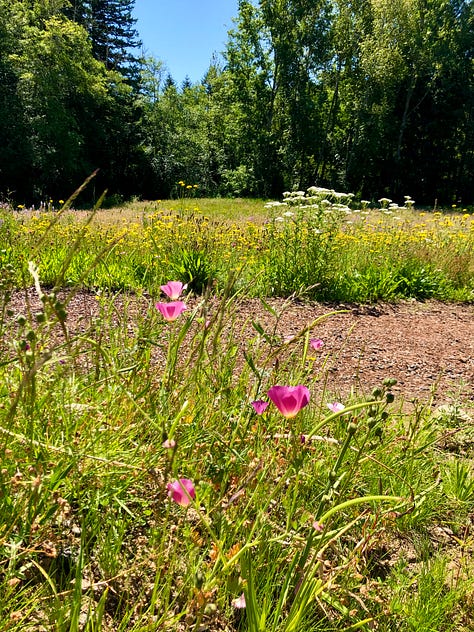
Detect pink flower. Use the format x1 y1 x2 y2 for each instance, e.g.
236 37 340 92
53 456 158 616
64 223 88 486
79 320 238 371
160 281 187 300
167 478 195 506
232 593 246 609
156 301 187 322
267 385 310 419
251 400 269 415
310 338 324 351
327 402 345 414
162 438 176 449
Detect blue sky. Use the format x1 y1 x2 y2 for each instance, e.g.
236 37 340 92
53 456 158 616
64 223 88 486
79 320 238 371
132 0 239 85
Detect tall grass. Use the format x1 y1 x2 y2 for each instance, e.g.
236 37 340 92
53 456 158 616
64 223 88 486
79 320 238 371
0 189 473 629
3 189 473 302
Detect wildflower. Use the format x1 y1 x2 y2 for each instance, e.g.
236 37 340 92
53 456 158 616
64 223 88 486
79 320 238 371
160 281 187 300
232 593 246 609
327 402 345 414
251 400 269 415
156 301 187 322
310 338 324 351
167 478 195 506
267 385 310 419
162 438 176 449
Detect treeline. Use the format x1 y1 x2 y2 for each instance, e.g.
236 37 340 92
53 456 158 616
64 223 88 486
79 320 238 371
1 0 473 205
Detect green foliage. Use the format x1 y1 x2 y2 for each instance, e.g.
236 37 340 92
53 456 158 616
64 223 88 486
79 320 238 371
262 187 349 297
1 0 474 204
3 191 473 302
395 261 452 300
169 248 216 294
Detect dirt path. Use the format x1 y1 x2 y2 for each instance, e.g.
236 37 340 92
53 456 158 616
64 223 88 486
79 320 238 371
248 299 474 405
8 290 474 406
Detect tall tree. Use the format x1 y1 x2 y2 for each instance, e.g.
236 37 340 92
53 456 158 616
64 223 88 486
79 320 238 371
0 0 143 201
89 0 140 77
224 0 334 195
11 12 115 198
343 0 474 201
0 0 34 199
63 0 141 85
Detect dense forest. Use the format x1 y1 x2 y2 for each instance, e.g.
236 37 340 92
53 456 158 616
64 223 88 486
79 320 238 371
0 0 473 205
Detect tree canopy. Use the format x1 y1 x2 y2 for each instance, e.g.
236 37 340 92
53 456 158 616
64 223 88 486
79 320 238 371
0 0 472 204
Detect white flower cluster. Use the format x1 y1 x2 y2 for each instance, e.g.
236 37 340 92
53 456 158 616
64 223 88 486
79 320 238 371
265 186 356 223
265 188 416 224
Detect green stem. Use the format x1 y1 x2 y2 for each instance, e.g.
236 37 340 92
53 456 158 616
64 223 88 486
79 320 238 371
318 495 403 525
308 400 384 437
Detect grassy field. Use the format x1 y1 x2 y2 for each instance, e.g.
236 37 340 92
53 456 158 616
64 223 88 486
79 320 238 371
0 189 473 630
4 188 474 302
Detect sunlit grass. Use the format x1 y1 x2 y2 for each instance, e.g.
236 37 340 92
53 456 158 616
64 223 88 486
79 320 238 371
4 195 474 301
0 189 473 629
0 270 472 629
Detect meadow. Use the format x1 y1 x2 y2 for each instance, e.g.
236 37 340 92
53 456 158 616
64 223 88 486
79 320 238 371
0 186 473 630
4 187 473 302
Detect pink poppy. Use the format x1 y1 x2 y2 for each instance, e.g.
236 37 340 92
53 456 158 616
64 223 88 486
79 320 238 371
156 301 187 322
167 478 195 506
251 400 269 415
232 593 246 609
160 281 187 300
267 385 310 419
327 402 345 413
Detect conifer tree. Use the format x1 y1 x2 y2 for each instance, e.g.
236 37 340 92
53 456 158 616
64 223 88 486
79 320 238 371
64 0 141 84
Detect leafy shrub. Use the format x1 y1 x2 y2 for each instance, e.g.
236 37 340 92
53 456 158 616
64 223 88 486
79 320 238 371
395 261 451 300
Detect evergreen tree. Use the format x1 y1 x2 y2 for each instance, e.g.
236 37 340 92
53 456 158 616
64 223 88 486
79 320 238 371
64 0 141 85
89 0 140 76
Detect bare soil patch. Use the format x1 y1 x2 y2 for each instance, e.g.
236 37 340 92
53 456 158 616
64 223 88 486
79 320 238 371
8 290 474 406
248 298 474 405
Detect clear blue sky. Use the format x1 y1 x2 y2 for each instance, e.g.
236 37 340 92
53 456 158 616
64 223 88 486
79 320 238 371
132 0 239 85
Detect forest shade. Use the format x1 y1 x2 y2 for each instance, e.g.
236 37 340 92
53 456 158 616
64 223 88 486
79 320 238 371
0 0 473 205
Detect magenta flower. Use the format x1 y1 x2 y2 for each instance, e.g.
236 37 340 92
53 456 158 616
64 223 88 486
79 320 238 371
156 301 187 322
251 400 269 415
310 338 324 351
327 402 345 414
167 478 195 506
267 385 310 419
160 281 187 300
